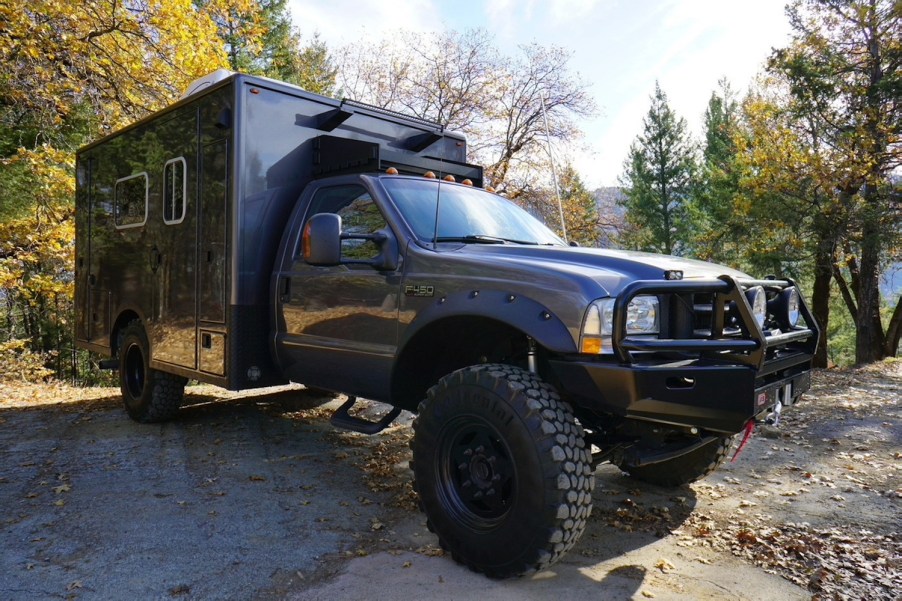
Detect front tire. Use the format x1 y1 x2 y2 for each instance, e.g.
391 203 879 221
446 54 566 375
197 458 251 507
119 321 186 423
410 364 593 578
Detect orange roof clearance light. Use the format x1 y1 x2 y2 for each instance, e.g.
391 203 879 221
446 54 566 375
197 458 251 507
385 167 399 175
423 171 437 179
461 179 473 186
443 175 455 182
485 186 496 193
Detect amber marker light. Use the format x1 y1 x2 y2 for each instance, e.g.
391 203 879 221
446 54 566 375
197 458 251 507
443 175 455 182
424 171 436 179
385 167 399 175
485 186 495 193
581 338 602 354
462 179 473 186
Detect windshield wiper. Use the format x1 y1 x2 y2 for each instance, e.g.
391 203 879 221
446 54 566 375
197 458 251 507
434 235 540 245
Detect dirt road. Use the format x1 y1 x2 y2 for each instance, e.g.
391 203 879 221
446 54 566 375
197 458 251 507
0 362 898 600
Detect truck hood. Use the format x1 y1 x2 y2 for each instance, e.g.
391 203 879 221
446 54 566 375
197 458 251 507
446 244 752 296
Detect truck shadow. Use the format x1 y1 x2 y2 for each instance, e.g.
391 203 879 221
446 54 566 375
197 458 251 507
178 389 698 583
174 387 701 573
0 385 699 597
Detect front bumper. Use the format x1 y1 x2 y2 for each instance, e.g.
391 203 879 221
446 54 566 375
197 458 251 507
549 355 812 434
552 275 819 434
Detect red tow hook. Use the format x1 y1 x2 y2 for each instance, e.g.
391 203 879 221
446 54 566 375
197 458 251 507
730 420 756 463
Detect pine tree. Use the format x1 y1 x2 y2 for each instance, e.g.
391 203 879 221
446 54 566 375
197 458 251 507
618 82 697 255
197 0 336 94
694 79 742 263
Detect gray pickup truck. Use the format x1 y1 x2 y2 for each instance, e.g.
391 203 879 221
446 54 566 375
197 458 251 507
75 71 819 577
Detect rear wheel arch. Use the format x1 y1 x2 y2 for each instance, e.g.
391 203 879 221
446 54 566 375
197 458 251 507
111 309 142 356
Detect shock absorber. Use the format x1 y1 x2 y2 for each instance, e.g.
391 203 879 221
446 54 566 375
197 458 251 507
527 336 537 373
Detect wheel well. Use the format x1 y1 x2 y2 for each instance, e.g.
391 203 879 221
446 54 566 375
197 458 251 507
111 310 140 356
391 317 531 412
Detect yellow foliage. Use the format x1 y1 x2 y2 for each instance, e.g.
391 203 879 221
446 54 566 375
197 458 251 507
0 0 233 129
0 339 55 382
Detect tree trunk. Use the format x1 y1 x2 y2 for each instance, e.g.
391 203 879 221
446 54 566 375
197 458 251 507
855 219 886 365
883 293 902 358
810 236 833 368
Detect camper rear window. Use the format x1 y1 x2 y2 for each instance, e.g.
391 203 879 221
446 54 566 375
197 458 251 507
114 173 148 228
164 158 186 224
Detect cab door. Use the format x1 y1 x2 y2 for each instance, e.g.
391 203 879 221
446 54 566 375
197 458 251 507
277 182 401 400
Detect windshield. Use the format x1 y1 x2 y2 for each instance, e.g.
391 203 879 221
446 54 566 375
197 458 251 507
381 178 565 246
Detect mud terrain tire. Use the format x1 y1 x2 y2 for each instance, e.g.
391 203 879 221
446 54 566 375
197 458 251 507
119 322 186 423
620 435 734 487
410 364 594 578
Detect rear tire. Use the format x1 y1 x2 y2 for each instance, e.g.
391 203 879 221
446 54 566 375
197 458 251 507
619 435 734 487
119 322 185 423
410 364 593 578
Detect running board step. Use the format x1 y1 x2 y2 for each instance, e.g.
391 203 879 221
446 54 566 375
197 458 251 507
330 396 402 435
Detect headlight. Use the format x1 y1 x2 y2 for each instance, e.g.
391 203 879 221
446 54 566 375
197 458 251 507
580 296 659 354
769 286 800 329
744 286 766 328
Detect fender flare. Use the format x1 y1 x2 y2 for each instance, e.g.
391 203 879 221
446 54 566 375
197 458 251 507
398 288 577 354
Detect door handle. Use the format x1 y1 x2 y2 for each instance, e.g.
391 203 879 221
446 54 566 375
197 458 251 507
279 277 291 303
150 246 161 272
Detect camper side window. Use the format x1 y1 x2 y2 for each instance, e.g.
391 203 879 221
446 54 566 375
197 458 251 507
114 173 148 228
164 158 187 224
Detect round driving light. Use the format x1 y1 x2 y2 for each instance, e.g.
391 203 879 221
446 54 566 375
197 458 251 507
784 287 800 327
745 286 766 328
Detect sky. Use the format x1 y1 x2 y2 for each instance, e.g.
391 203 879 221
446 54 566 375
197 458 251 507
286 0 794 189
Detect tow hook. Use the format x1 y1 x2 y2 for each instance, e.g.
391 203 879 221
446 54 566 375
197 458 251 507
730 420 756 463
765 399 783 426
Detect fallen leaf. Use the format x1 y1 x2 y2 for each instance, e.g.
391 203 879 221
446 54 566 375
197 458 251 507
655 558 675 573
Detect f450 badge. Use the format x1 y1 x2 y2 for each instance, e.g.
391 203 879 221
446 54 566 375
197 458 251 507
405 285 435 297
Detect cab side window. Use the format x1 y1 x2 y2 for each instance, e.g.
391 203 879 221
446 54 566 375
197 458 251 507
304 185 389 261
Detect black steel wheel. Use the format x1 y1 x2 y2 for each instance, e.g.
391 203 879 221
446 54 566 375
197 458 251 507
619 435 734 487
119 321 185 423
411 364 593 578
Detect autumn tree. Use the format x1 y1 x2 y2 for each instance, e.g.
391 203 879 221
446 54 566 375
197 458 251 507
768 0 902 363
619 83 698 255
557 165 601 246
732 88 841 366
0 0 236 379
334 29 594 208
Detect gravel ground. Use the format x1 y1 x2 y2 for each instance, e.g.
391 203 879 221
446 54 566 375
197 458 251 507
0 360 898 600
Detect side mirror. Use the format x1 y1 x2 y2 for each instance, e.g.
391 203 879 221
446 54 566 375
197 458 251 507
302 213 342 266
370 229 399 271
